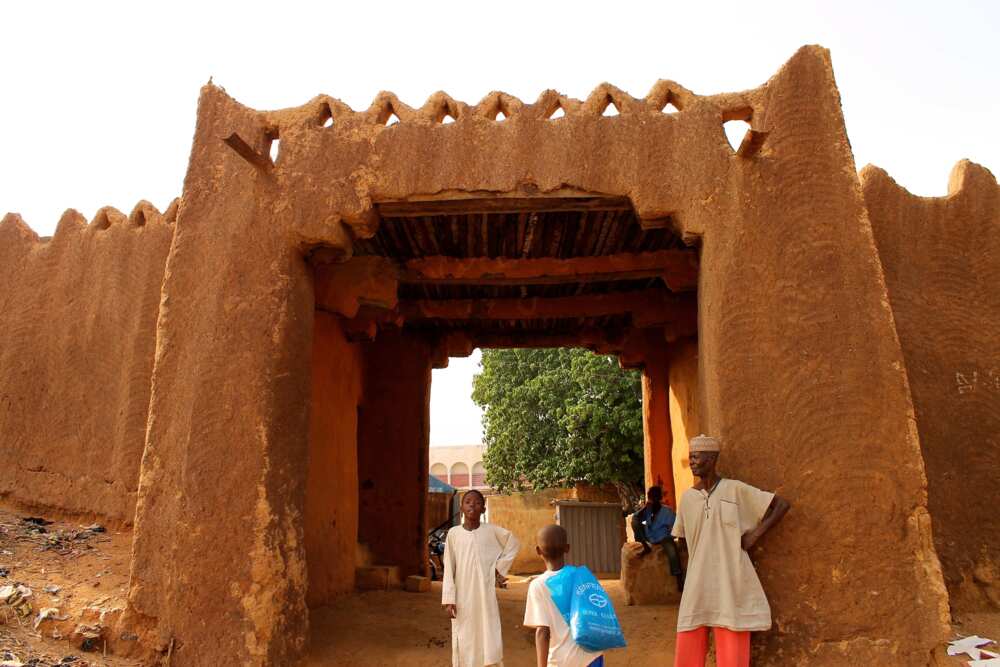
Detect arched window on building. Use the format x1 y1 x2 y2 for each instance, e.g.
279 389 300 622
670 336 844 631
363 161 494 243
450 462 470 488
471 461 486 488
430 463 448 485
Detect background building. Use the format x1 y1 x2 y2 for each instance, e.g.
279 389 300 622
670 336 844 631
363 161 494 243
429 444 489 491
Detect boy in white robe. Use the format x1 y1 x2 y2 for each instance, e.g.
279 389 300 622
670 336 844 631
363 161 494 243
442 489 520 667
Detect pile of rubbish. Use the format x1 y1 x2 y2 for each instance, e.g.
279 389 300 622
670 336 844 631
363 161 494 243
2 584 114 643
0 649 86 667
1 631 90 666
1 582 113 660
15 518 105 555
0 584 33 620
0 513 118 663
948 635 1000 666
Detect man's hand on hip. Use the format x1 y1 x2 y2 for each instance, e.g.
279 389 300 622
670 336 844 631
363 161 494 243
741 530 761 552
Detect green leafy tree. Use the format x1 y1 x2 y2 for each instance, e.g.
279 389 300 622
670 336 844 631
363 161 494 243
471 348 645 507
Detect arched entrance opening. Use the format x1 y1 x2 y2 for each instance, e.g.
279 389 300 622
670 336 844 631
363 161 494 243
303 194 701 660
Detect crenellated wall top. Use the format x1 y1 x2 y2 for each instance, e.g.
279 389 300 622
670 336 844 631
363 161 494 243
0 198 179 251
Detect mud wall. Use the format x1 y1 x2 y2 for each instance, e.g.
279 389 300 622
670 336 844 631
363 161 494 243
641 344 675 505
668 338 698 501
862 161 1000 612
486 490 558 574
306 312 363 605
696 48 950 664
487 486 619 574
126 88 316 666
0 206 173 524
426 491 454 535
118 47 961 665
357 329 433 578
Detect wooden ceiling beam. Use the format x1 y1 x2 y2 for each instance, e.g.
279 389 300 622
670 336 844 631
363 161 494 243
377 196 632 218
400 249 698 290
466 329 627 352
455 326 697 355
398 288 693 321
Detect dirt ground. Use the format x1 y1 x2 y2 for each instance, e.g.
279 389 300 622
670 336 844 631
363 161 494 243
2 502 999 666
308 578 677 666
0 505 140 666
307 582 1000 666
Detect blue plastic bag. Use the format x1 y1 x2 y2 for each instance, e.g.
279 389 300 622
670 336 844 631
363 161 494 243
544 565 627 652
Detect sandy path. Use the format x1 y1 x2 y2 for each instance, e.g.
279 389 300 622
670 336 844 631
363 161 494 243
308 579 678 666
3 501 999 666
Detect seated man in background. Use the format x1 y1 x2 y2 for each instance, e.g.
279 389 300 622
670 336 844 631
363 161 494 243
631 485 684 591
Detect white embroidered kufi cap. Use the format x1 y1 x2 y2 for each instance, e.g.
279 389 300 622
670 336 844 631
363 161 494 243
689 434 721 452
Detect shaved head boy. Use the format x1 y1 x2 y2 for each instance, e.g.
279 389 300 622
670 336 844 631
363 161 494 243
523 524 605 667
536 524 569 558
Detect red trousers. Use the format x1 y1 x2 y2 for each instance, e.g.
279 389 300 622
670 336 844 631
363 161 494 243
675 626 750 667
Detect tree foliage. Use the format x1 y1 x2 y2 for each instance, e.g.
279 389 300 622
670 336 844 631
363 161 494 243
471 348 644 504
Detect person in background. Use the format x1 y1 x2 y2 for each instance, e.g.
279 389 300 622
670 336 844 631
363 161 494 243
523 524 605 667
442 489 520 667
631 485 684 591
672 434 791 667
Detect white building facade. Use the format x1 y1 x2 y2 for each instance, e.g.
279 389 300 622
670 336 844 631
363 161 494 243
429 444 489 491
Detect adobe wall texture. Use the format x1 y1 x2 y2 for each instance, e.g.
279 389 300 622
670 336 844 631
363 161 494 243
485 489 561 574
426 490 454 536
668 337 698 500
125 89 317 665
695 48 950 664
357 329 433 579
641 343 675 504
305 312 363 605
863 161 1000 612
487 486 620 574
0 204 174 524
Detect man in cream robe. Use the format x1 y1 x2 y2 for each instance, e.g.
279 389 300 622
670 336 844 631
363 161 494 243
672 434 790 667
442 490 520 667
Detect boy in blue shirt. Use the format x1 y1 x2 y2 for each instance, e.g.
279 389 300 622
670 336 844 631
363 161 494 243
523 525 604 667
631 486 683 591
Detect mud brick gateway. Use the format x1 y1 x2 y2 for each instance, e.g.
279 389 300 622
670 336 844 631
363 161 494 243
0 46 997 665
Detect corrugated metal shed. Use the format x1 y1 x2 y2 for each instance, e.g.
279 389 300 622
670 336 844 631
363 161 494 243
555 500 625 575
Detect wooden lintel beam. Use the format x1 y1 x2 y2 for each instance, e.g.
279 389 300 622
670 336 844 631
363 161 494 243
377 196 631 218
737 129 769 158
400 250 698 290
468 330 626 352
398 289 690 321
423 324 694 354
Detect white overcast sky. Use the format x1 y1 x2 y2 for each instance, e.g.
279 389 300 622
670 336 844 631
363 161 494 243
2 1 996 446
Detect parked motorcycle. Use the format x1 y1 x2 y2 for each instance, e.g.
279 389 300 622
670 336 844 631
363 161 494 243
427 515 457 581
